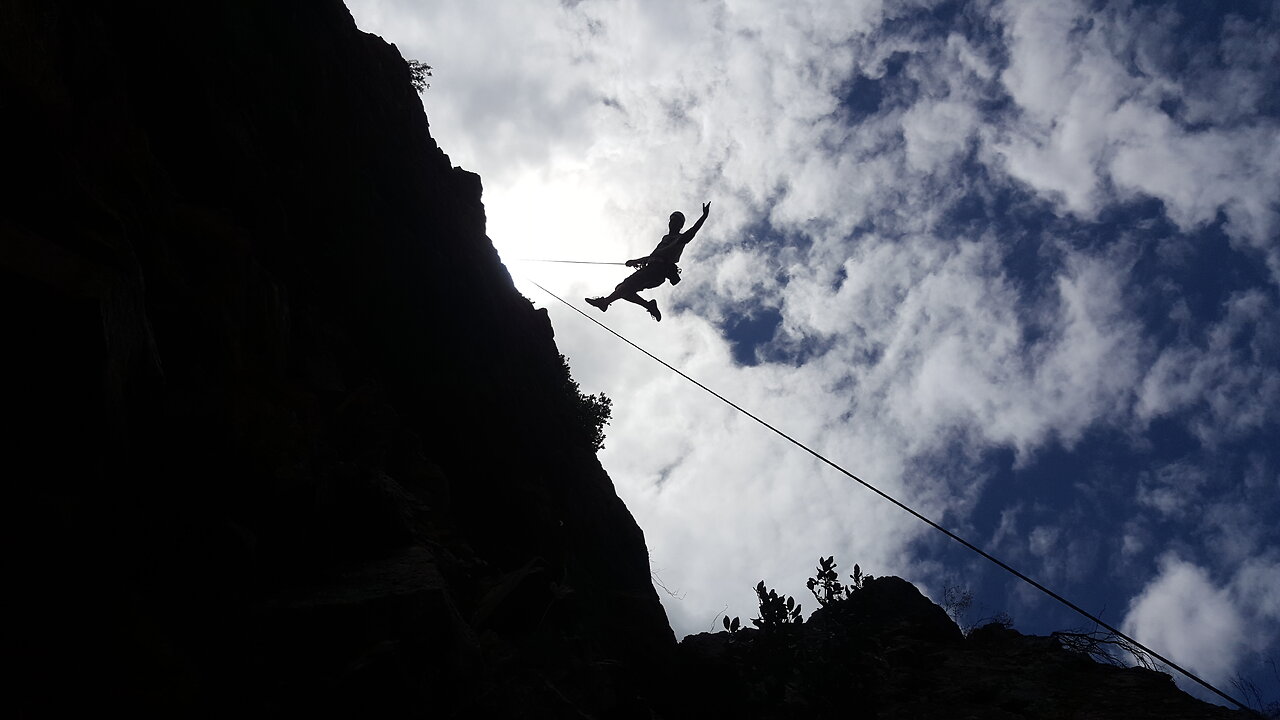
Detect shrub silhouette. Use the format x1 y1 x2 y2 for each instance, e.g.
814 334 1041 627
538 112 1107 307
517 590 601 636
696 567 881 718
806 556 872 607
942 584 973 629
557 354 612 451
942 582 1013 635
407 59 432 93
1053 629 1159 670
752 580 802 630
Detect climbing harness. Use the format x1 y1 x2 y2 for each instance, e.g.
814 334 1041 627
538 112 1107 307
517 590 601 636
527 277 1253 713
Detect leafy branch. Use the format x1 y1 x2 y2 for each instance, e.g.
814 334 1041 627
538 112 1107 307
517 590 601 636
752 580 803 630
806 556 871 607
407 60 432 93
557 354 612 451
722 614 742 635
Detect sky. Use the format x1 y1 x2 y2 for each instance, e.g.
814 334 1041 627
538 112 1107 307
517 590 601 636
345 0 1280 708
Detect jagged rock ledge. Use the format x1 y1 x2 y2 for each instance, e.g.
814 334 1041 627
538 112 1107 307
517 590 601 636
675 576 1241 718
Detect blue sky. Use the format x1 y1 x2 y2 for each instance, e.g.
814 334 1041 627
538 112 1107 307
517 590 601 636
347 0 1279 707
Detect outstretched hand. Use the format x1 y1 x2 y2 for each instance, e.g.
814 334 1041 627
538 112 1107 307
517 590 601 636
702 201 711 215
625 258 642 267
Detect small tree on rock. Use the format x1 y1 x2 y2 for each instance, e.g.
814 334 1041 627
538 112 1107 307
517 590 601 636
752 580 802 630
807 556 872 606
407 60 432 93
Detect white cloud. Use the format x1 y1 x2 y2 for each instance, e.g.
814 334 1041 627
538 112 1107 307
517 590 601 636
992 1 1280 277
344 0 1280 655
1136 461 1207 520
1137 289 1280 445
902 98 978 171
1123 554 1280 690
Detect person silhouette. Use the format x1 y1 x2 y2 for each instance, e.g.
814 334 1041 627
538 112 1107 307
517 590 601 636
586 201 710 321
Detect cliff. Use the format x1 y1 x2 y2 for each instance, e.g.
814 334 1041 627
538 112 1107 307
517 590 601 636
0 2 1253 718
2 1 672 716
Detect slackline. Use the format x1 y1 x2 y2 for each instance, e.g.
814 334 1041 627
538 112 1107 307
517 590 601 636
527 278 1251 713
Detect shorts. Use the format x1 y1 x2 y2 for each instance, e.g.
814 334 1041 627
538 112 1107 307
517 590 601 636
626 262 680 290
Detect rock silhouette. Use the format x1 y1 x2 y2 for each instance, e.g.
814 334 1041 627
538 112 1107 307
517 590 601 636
3 1 670 715
0 2 1249 717
677 576 1242 719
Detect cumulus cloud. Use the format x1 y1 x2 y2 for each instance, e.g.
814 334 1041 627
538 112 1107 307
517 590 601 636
345 2 1280 685
992 1 1280 277
1137 289 1280 445
1122 554 1280 689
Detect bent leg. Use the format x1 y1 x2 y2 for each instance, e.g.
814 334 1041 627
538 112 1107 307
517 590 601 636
618 293 661 321
596 269 655 304
590 266 663 319
588 280 632 310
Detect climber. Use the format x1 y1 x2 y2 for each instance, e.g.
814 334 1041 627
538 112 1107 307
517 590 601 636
586 201 710 321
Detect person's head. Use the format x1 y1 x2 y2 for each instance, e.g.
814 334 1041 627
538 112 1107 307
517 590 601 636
669 211 685 232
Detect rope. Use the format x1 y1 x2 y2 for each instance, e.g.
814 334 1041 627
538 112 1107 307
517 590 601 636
516 258 629 266
527 278 1252 713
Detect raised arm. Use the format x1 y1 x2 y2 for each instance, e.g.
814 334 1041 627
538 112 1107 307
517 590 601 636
682 201 711 242
626 202 711 266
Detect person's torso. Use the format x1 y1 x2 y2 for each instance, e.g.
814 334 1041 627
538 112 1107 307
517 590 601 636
650 232 685 263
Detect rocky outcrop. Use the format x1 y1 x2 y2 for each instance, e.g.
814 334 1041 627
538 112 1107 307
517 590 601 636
2 1 672 716
675 575 1244 719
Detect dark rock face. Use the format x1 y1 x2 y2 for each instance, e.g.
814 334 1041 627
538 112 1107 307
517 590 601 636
676 576 1244 719
2 1 672 716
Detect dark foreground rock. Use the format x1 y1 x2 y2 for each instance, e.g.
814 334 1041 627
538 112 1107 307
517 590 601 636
675 575 1244 719
2 1 671 716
